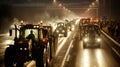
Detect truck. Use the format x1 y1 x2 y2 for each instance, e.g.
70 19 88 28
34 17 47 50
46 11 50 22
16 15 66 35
79 18 91 39
82 24 101 48
4 23 57 67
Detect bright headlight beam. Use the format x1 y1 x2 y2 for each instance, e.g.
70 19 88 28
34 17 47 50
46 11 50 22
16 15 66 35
62 30 65 33
84 38 89 42
97 38 101 42
56 30 59 33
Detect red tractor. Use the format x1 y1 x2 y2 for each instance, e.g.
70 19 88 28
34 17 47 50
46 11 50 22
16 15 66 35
4 23 56 67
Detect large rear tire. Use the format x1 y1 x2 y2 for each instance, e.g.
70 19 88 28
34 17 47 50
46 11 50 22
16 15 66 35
4 47 14 67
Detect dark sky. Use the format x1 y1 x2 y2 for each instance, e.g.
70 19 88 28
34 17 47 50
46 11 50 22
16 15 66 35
0 0 120 19
0 0 120 33
0 0 94 3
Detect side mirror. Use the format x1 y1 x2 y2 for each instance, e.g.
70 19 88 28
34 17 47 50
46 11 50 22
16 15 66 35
9 29 12 36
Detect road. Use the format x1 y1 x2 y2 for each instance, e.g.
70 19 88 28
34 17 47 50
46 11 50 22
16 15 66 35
0 19 78 67
0 20 120 67
63 33 120 67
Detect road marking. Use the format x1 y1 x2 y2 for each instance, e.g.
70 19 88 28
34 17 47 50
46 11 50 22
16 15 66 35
71 44 73 48
61 40 73 67
56 37 67 56
56 32 71 56
66 55 70 62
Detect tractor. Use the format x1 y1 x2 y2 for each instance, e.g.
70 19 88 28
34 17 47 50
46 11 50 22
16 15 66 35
4 23 55 67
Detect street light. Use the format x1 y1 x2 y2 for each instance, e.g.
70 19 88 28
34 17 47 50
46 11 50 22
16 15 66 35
58 3 62 7
92 2 95 6
53 0 56 3
96 0 99 2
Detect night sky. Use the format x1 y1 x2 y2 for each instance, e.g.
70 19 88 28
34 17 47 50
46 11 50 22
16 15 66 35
0 0 120 33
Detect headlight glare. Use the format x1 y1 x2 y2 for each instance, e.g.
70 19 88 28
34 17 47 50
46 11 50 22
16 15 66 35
62 30 65 33
56 30 59 33
97 38 101 42
84 38 88 42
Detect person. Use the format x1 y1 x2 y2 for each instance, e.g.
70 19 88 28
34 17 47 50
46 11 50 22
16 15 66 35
26 30 35 41
26 30 36 61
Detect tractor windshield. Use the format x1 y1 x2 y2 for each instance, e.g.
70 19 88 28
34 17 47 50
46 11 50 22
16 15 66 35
20 29 38 40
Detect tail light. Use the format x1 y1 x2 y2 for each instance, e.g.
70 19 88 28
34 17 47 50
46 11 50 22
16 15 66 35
42 38 48 44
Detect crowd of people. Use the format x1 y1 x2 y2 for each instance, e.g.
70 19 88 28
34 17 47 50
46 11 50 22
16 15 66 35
102 20 120 43
108 20 120 42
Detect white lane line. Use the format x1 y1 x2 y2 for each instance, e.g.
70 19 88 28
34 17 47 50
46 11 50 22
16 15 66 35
60 25 78 67
71 44 73 48
56 38 67 56
58 38 64 44
61 40 73 67
66 55 70 62
55 32 71 56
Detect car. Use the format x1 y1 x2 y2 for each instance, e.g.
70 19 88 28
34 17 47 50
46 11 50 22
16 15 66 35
82 24 101 48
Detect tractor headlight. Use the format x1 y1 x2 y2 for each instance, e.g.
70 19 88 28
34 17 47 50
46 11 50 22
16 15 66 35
34 26 37 28
96 38 101 42
56 30 59 33
62 30 65 33
20 48 23 50
20 48 28 50
24 48 28 50
83 37 89 42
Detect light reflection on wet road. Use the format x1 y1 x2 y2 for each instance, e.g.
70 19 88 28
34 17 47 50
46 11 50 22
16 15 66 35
64 34 120 67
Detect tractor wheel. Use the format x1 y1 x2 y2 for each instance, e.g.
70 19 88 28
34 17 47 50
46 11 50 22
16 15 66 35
4 47 14 67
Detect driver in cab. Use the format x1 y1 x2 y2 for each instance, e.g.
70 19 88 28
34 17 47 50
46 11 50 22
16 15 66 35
26 30 35 41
